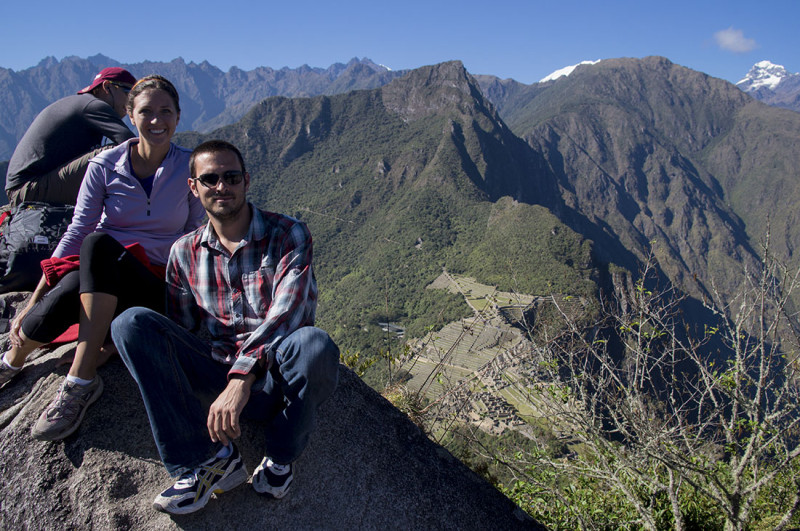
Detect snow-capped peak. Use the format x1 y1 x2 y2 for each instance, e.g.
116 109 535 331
737 60 793 91
540 60 601 82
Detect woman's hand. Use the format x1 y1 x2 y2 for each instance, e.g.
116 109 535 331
8 306 32 348
10 274 51 347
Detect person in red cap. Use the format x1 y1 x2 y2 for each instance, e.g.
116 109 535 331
4 67 137 206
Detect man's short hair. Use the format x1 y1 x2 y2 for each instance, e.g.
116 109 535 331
190 140 247 179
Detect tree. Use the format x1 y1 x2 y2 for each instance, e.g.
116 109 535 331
505 243 800 530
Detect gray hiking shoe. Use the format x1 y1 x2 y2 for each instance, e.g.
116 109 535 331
0 362 21 389
31 376 104 441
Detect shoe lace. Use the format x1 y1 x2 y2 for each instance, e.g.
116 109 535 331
47 382 86 419
175 452 222 488
174 471 198 488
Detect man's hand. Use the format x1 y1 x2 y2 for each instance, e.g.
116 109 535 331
207 374 256 445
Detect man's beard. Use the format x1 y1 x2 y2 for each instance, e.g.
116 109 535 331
206 194 246 221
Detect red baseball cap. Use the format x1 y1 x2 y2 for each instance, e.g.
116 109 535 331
77 67 137 94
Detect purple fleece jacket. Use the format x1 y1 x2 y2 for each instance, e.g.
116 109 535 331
54 139 205 266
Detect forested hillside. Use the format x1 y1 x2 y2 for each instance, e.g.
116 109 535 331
178 61 598 353
174 57 800 354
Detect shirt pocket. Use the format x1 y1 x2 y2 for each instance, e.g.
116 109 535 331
241 267 273 317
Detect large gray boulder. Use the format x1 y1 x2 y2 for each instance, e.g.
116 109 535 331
0 293 539 529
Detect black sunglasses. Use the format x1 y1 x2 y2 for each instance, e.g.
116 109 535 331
110 82 132 94
194 170 244 188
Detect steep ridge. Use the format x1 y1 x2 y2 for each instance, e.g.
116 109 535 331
380 61 557 204
482 56 791 304
175 61 598 353
701 102 800 263
211 60 561 211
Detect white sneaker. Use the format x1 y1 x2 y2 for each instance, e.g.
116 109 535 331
251 457 293 499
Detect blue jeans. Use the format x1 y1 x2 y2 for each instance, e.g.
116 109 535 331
111 307 339 476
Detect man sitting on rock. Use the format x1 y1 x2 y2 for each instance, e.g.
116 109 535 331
111 139 339 514
5 67 137 206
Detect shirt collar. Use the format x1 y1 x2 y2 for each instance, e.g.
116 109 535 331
114 140 175 180
198 203 263 253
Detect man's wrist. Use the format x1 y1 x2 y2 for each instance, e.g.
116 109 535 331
229 372 257 386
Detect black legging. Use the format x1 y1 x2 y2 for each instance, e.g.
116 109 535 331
21 232 166 344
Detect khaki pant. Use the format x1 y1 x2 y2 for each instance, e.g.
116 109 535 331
7 145 114 207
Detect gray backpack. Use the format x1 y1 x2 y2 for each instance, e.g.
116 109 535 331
0 202 74 294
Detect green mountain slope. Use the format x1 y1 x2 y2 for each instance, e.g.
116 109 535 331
481 57 797 305
176 56 800 352
177 61 598 352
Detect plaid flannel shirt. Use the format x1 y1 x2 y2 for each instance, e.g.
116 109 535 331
166 204 317 378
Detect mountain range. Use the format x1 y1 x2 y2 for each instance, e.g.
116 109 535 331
2 55 797 163
169 57 798 354
1 55 798 353
477 57 797 305
0 54 407 161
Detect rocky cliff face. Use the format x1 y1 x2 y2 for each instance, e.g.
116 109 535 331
379 61 557 205
0 293 538 529
479 57 800 308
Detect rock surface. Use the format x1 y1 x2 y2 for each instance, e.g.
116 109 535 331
0 292 539 530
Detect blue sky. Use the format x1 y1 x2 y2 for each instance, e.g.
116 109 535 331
1 0 796 85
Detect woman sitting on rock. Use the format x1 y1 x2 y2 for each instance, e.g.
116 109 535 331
0 75 205 441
